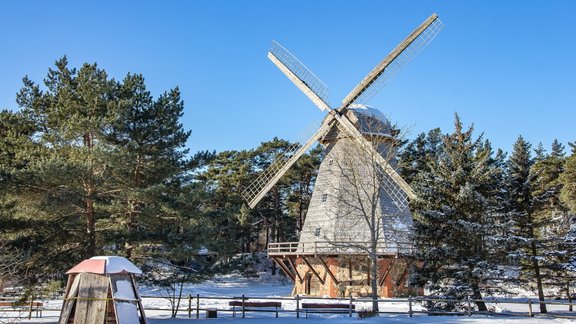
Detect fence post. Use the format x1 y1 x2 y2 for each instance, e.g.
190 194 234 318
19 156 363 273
242 294 246 318
188 294 192 318
528 299 533 317
408 296 413 317
196 294 200 319
296 294 300 319
466 296 471 316
349 295 353 317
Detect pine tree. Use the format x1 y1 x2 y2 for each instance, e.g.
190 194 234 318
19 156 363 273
560 146 576 214
15 57 116 261
398 128 442 184
531 139 567 236
196 149 255 258
534 143 547 162
503 136 552 312
411 114 501 311
105 73 191 259
5 58 194 279
528 140 570 310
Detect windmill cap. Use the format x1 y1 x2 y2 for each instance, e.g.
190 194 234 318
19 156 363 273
66 256 142 275
347 104 392 136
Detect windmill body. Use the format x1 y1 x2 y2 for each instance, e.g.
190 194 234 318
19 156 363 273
299 105 413 249
243 14 443 297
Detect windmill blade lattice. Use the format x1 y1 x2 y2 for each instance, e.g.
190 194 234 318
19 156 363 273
342 15 444 108
377 167 411 211
269 41 331 111
242 119 333 208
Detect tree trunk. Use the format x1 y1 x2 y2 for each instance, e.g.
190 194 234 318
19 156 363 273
370 252 379 312
85 195 96 257
126 156 143 259
84 132 97 257
125 200 140 259
531 241 547 313
471 281 487 312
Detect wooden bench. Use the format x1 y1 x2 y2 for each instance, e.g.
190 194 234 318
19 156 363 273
229 300 282 318
0 301 44 318
301 302 355 318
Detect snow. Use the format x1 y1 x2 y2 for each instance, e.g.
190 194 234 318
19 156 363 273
348 104 387 122
91 255 142 274
115 301 140 324
112 277 137 300
13 273 574 324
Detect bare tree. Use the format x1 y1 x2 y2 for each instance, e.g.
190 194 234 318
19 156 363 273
0 242 23 291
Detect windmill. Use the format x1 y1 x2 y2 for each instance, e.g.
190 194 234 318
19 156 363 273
243 14 443 297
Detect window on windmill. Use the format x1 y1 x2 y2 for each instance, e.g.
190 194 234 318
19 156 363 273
321 193 328 202
315 227 321 237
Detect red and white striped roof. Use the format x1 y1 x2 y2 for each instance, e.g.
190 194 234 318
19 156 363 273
66 256 142 275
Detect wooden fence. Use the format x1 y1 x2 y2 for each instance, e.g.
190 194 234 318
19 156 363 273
2 294 576 320
139 294 576 319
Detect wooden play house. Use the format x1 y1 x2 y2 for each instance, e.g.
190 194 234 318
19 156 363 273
59 256 147 324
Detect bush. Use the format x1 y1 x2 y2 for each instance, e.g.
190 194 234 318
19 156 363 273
357 308 379 319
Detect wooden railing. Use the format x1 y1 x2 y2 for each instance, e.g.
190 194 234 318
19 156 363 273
267 241 414 256
4 294 576 320
139 294 576 319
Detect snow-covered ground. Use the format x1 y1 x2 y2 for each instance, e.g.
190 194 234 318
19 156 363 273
7 273 576 323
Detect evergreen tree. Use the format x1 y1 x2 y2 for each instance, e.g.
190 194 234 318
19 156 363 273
105 73 191 258
411 114 501 311
560 146 576 214
15 57 116 264
503 136 552 312
4 57 194 280
196 149 255 258
531 139 567 235
534 143 547 162
398 128 442 184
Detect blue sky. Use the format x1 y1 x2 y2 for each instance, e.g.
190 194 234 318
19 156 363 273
0 1 574 155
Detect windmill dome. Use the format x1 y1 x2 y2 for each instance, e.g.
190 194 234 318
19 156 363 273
347 104 393 138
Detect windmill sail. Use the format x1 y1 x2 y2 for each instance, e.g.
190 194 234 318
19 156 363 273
341 13 444 108
269 41 331 111
242 118 334 208
244 14 442 210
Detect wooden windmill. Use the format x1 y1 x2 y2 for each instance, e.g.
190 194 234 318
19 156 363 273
243 14 443 297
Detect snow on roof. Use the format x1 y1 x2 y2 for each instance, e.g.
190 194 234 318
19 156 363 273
66 256 142 275
348 104 388 123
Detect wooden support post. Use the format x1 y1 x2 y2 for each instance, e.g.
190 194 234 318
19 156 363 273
379 256 397 287
318 257 339 285
274 258 296 282
288 257 303 283
408 296 413 317
466 296 471 316
528 299 533 317
302 256 325 285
